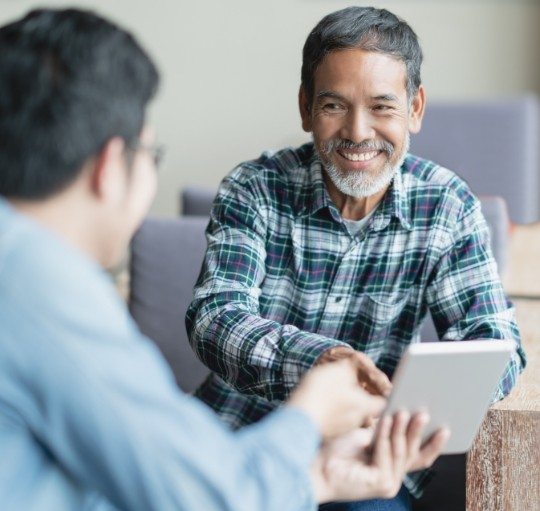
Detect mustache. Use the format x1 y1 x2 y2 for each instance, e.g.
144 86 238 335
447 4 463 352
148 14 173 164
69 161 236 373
322 138 395 156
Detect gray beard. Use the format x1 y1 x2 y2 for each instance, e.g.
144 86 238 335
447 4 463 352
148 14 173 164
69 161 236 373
318 133 410 198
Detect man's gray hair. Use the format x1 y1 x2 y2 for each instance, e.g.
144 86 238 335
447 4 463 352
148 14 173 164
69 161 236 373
301 6 423 104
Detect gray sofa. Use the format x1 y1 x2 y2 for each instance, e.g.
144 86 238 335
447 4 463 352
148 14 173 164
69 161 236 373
409 95 539 224
129 216 210 393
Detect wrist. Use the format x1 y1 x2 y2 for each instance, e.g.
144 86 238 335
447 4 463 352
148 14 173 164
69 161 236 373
311 461 334 504
314 345 355 366
284 401 323 437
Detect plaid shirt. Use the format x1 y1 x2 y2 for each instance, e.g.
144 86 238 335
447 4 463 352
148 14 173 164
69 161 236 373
186 143 526 497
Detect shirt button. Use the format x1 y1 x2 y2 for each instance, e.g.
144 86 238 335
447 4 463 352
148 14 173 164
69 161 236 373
335 296 342 303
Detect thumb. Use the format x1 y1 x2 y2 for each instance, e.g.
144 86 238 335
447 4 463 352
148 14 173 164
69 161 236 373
357 393 386 419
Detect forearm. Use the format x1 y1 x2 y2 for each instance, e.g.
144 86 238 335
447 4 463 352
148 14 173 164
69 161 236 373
187 293 348 400
432 305 526 400
426 205 526 399
32 332 320 511
432 297 526 398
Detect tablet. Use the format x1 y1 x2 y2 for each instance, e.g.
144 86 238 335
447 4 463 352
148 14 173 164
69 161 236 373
381 340 514 454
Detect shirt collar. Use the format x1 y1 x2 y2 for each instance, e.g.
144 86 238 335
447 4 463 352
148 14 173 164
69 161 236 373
302 155 334 217
299 147 412 231
293 145 336 219
371 162 413 232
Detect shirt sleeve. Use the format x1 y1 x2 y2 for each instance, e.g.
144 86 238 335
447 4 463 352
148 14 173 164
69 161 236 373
186 171 349 401
17 322 320 511
425 195 527 400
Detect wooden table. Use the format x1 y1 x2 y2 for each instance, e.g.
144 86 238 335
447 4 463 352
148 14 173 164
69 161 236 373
466 286 540 506
502 222 540 298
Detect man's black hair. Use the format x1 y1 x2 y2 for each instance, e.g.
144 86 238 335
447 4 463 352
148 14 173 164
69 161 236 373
301 6 423 105
0 8 160 199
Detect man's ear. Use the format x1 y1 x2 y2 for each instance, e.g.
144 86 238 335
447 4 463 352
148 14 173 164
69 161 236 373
299 86 313 133
90 137 127 202
408 85 426 134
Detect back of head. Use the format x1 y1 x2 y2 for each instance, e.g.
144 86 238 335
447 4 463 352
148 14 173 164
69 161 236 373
301 6 423 104
0 9 160 200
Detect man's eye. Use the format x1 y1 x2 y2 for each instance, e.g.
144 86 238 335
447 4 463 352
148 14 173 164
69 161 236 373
323 103 344 112
373 105 392 111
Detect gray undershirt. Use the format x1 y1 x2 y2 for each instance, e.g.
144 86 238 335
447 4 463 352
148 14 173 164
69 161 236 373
342 206 378 237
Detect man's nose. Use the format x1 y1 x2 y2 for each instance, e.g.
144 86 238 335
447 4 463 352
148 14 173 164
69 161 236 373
341 109 376 144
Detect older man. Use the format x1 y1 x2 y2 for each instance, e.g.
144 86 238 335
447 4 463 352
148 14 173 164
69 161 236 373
187 6 526 510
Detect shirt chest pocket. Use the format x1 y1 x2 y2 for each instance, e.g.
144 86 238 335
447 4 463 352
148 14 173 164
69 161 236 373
353 289 413 344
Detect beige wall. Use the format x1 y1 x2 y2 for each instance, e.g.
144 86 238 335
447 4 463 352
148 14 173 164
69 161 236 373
1 0 539 215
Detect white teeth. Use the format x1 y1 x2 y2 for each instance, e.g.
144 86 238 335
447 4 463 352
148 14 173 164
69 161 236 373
341 151 379 162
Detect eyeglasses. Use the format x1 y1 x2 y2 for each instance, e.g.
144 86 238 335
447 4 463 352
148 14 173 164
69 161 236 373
126 141 166 169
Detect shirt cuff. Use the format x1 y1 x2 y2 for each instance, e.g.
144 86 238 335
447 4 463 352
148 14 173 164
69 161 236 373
239 406 320 509
280 329 350 391
245 405 320 467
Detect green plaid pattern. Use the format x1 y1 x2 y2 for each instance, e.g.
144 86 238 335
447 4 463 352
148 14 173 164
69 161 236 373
186 143 526 497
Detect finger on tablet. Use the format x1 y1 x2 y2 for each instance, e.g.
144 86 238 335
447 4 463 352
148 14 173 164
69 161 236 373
415 428 451 470
405 412 429 462
390 411 409 473
364 367 392 397
372 415 392 469
350 353 392 397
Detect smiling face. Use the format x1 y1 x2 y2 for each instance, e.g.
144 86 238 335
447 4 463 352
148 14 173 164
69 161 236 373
300 48 425 200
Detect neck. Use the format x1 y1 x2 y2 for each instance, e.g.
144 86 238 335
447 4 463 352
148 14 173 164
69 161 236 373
323 171 388 220
9 190 106 266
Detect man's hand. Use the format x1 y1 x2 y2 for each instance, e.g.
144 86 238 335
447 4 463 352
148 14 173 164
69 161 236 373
287 359 386 439
315 346 392 397
311 412 450 504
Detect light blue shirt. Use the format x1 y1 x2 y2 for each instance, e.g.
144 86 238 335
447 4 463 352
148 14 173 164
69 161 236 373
0 199 320 511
